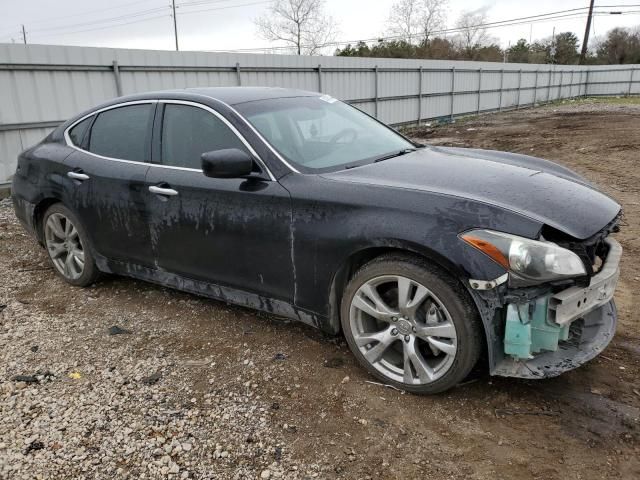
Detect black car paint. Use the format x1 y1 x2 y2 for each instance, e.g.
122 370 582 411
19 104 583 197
11 87 622 375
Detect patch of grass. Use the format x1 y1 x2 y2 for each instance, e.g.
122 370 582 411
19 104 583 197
583 96 640 105
545 96 640 106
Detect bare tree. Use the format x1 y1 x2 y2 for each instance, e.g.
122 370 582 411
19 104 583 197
255 0 336 55
387 0 448 44
455 9 490 54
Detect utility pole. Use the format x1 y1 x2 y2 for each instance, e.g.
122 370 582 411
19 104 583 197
21 24 27 44
171 0 179 51
579 0 595 64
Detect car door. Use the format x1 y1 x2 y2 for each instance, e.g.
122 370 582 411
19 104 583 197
145 101 294 302
62 101 156 268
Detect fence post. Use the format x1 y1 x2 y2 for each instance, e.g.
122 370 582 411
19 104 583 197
235 62 242 86
570 70 575 99
558 68 563 100
516 69 522 109
547 68 552 104
477 68 482 114
417 66 423 126
112 60 123 96
628 68 635 96
317 64 323 93
533 69 539 106
498 69 504 112
450 66 455 121
374 65 379 118
584 68 590 98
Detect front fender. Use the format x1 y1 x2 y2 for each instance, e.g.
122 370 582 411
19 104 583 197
282 174 537 322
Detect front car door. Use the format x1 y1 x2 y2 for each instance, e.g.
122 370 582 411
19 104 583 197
62 101 155 268
144 100 294 303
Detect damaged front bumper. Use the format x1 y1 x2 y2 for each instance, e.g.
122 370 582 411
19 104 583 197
473 238 621 379
494 300 617 378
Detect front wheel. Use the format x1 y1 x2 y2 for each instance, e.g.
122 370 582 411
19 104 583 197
341 254 483 394
42 203 99 287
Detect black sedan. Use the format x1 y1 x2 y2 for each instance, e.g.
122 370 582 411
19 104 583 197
11 87 622 394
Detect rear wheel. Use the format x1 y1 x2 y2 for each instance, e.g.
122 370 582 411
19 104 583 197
43 204 99 287
341 254 482 394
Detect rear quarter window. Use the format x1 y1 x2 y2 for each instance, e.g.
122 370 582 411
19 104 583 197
68 116 93 148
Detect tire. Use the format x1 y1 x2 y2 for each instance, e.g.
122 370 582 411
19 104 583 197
42 203 99 287
340 253 482 394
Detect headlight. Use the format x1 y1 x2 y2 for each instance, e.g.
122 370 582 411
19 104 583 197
460 229 586 282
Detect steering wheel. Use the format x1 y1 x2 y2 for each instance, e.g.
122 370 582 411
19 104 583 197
330 128 358 144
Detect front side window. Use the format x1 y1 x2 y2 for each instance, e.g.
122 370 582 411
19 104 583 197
88 104 153 162
160 104 248 169
235 96 415 172
68 116 93 148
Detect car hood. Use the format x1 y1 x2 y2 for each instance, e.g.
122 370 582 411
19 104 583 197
321 146 621 240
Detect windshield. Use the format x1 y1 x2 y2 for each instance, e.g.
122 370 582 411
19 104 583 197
235 96 415 172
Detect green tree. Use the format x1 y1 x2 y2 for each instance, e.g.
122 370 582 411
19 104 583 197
419 37 458 59
526 32 580 64
507 39 530 63
335 41 372 57
553 32 580 64
474 44 503 62
595 27 640 64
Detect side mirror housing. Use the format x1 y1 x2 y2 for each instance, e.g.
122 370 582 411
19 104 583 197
201 148 255 179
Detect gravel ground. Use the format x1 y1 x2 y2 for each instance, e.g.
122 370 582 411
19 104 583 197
1 99 639 480
0 200 308 480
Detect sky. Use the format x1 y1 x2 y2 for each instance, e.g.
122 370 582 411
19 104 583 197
0 0 639 53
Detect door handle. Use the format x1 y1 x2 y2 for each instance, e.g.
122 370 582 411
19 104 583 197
67 171 89 181
149 185 179 196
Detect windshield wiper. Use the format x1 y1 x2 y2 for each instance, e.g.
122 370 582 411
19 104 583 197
373 148 417 163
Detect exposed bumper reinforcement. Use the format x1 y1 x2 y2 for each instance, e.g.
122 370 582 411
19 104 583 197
549 238 621 326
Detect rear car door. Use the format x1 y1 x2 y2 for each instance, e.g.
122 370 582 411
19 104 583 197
62 101 155 268
145 101 294 302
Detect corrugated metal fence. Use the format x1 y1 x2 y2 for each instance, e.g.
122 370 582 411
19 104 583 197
1 43 639 184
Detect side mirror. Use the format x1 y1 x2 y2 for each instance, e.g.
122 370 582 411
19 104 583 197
201 148 254 179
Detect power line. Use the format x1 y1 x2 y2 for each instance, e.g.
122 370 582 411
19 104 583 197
22 0 161 27
215 12 595 52
179 0 271 16
18 0 268 38
6 2 640 50
29 15 170 39
27 7 169 34
213 7 640 53
178 0 254 7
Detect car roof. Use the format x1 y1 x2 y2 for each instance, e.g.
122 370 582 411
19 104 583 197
74 88 323 118
166 87 321 105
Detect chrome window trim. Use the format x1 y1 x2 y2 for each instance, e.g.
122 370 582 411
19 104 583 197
63 98 276 180
63 100 158 168
220 101 302 174
157 100 275 180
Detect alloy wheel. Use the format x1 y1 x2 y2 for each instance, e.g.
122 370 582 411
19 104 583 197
349 275 458 385
44 213 85 280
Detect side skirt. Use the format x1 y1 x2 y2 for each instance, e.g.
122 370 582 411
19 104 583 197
95 256 323 331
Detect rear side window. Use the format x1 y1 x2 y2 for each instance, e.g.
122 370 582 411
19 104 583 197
160 104 248 169
68 116 93 147
89 104 153 162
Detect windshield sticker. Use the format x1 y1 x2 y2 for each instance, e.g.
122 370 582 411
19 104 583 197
319 94 338 104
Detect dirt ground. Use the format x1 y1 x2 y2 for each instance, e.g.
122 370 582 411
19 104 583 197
1 99 639 479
